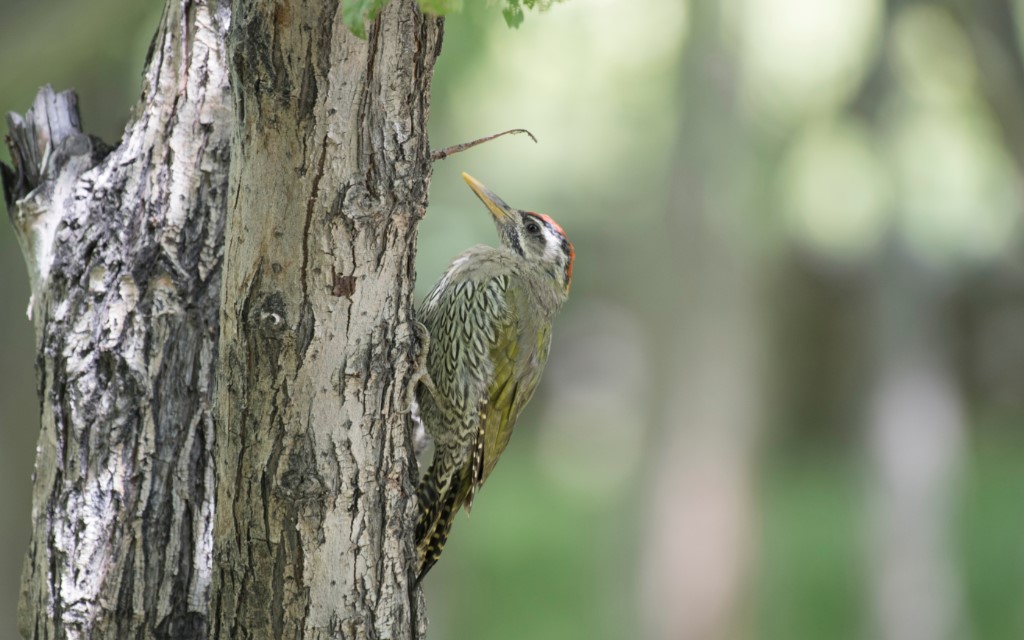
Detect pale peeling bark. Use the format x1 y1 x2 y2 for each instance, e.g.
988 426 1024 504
210 1 442 639
3 2 232 638
4 0 442 638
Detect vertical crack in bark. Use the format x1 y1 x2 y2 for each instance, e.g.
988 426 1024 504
301 136 328 302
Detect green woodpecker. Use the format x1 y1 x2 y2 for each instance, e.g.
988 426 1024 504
415 172 574 581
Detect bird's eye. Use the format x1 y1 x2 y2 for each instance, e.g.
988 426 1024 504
526 221 541 234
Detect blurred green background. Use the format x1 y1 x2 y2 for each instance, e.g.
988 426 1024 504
3 0 1024 638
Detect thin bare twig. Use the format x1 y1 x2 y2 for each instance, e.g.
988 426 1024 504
430 128 538 161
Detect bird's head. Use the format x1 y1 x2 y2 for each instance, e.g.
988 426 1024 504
462 172 574 293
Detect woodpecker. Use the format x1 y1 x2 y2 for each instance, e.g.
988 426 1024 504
414 172 574 581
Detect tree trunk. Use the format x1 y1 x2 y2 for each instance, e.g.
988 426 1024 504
211 1 441 638
640 3 763 639
853 3 966 636
2 0 442 638
866 245 965 640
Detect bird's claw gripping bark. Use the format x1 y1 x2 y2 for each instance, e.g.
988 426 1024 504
402 321 438 414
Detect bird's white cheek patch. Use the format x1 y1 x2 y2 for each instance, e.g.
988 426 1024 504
542 230 564 264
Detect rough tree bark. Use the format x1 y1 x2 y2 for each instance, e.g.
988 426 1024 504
212 1 442 638
2 0 442 638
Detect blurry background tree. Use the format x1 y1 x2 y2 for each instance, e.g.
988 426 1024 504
3 0 1024 639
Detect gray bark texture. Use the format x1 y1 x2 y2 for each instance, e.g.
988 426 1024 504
212 1 441 638
2 0 442 638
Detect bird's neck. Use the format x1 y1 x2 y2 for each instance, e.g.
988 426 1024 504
521 262 569 316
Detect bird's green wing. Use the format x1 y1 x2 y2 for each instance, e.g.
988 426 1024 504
415 254 556 579
479 286 552 485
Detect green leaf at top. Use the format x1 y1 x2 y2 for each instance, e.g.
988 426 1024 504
342 0 388 38
341 0 560 34
502 0 524 28
418 0 463 15
502 0 564 28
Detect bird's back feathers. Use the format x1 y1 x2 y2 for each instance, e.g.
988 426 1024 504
414 246 557 580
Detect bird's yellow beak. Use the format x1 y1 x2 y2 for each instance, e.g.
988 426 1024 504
462 172 513 222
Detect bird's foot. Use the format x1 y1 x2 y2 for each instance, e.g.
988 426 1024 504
402 321 437 414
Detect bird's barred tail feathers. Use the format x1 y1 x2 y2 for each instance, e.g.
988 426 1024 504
415 450 464 583
465 400 487 513
415 402 489 581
